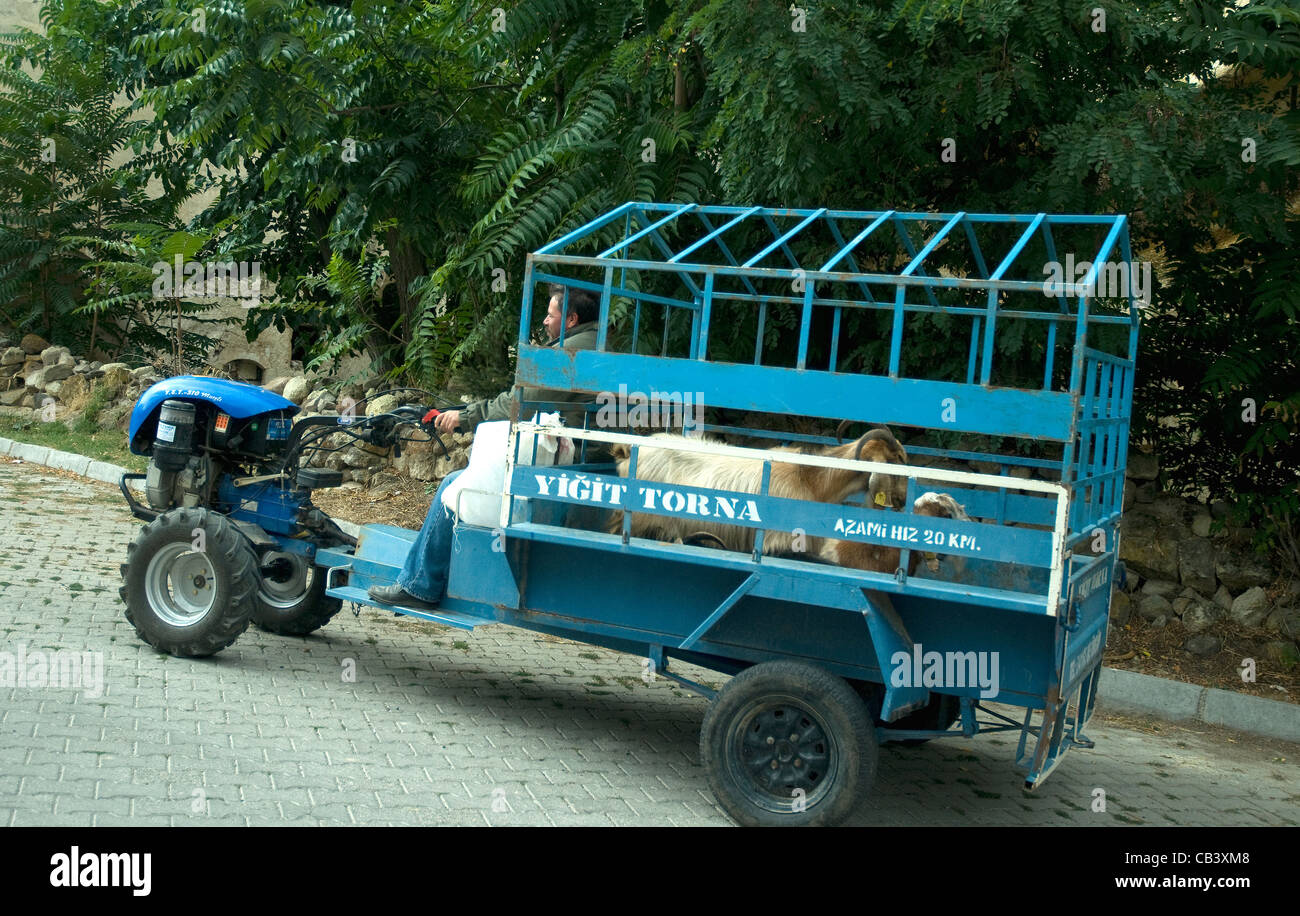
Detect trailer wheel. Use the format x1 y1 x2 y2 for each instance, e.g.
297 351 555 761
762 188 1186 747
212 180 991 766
119 508 257 657
252 551 343 636
701 661 877 827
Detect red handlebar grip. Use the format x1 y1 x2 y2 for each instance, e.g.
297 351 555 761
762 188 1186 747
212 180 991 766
423 409 440 423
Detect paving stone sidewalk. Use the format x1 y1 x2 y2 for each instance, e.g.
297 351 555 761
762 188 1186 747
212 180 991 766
1 459 1297 827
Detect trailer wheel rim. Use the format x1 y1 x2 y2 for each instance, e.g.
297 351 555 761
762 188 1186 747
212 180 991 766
144 543 217 627
257 551 312 609
725 696 839 815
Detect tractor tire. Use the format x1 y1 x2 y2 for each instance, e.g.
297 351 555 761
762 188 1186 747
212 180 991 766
252 550 343 636
119 508 258 657
701 661 878 827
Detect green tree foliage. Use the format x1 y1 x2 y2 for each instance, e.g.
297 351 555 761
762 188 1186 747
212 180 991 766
0 0 170 351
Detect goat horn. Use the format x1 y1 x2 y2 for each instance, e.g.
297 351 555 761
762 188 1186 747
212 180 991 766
684 531 729 550
836 419 854 442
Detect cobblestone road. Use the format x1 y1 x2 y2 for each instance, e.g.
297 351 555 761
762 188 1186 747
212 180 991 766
1 459 1296 826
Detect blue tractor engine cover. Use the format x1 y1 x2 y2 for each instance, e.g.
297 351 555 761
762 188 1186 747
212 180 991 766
129 376 299 455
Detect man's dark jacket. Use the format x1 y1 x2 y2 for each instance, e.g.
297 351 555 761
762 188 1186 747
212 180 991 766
458 321 598 430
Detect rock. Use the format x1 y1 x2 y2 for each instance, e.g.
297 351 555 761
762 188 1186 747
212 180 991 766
23 367 48 389
1263 606 1300 637
1119 513 1180 580
1133 482 1157 503
1215 543 1273 593
342 445 386 469
0 388 26 406
1123 478 1135 511
1184 634 1222 658
1171 595 1193 617
1 347 23 366
1182 601 1222 635
89 361 101 371
98 365 132 397
1137 593 1173 622
1213 585 1234 612
1008 465 1033 479
19 333 49 354
44 380 63 398
1209 499 1232 520
969 460 1001 475
366 393 400 417
262 376 292 395
394 438 440 480
1191 509 1213 538
1229 586 1270 628
1149 614 1168 628
57 374 87 404
1261 640 1300 669
74 360 90 373
1140 578 1181 598
303 389 336 413
0 364 16 377
1147 497 1188 530
1127 452 1159 480
40 361 73 383
40 345 71 366
1178 537 1217 596
281 376 311 405
1109 590 1132 626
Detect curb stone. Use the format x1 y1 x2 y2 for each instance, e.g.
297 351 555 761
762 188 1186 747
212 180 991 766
1097 666 1299 743
2 435 1297 744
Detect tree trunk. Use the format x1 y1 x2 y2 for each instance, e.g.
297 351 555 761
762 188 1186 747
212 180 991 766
385 227 424 346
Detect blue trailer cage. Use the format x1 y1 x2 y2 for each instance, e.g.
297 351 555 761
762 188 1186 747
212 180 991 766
323 202 1141 826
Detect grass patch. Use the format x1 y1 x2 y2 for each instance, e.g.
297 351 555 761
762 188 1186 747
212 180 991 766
0 409 145 471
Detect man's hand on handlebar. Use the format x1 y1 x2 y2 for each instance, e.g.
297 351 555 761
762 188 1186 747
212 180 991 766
433 409 461 433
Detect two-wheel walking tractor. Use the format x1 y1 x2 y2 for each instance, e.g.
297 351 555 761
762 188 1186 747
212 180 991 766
119 203 1140 826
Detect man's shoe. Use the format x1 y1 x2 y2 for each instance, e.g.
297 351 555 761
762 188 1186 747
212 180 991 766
368 583 439 610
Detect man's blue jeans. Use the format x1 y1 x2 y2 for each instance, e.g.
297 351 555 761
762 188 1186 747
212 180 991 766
396 469 463 603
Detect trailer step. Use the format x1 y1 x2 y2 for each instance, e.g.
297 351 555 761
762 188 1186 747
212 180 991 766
325 585 496 630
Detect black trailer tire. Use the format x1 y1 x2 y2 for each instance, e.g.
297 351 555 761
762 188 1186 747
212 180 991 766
252 551 343 636
119 508 257 657
701 661 878 827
